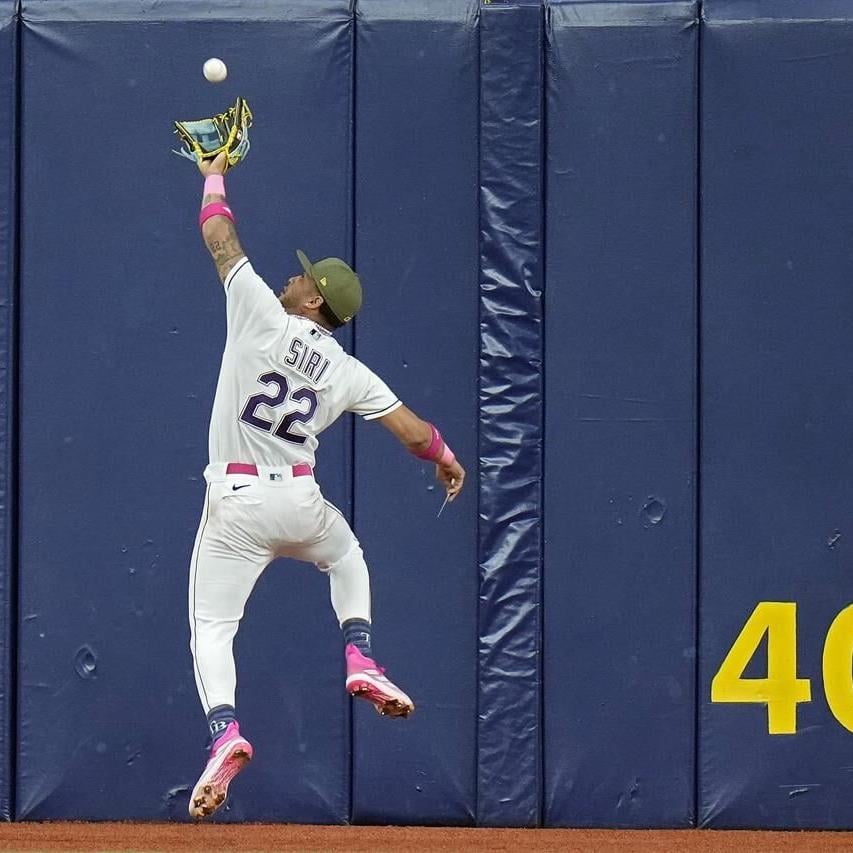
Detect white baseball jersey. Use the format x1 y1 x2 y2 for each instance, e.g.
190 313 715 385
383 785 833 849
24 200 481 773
207 257 402 468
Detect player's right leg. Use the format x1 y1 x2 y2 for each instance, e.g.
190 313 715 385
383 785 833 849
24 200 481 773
186 479 273 818
286 501 415 718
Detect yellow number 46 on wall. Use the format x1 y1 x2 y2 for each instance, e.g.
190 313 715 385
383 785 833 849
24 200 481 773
711 601 853 735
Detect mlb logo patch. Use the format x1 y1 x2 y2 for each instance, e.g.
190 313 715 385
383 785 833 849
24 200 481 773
310 328 321 339
269 472 283 482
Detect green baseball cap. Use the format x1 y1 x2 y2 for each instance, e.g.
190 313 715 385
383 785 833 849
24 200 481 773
297 249 362 324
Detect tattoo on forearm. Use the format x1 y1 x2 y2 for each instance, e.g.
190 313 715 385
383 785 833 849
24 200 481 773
205 221 244 282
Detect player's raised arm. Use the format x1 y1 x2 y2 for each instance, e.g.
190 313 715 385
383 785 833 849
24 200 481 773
198 152 246 284
377 404 465 501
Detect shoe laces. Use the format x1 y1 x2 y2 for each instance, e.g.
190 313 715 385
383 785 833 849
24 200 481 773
359 653 386 676
348 645 386 677
210 724 238 756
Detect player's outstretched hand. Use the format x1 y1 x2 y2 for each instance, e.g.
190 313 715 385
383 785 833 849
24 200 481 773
437 459 465 502
198 152 228 178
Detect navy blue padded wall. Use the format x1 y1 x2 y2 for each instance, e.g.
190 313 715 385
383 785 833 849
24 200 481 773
352 0 479 825
478 0 543 828
18 0 352 821
0 0 15 823
700 0 853 829
543 0 698 827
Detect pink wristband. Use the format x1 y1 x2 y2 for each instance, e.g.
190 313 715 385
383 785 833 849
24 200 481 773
414 424 443 461
203 174 226 197
414 423 455 465
199 202 235 228
439 443 456 466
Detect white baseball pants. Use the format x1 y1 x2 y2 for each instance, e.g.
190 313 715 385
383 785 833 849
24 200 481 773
188 462 371 714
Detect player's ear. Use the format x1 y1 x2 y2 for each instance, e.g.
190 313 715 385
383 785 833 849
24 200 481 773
305 293 324 310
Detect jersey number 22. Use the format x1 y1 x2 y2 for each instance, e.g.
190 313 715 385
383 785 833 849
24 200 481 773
240 371 318 445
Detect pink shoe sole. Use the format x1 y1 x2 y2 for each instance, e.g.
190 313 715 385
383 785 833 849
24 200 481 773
347 678 415 718
189 740 253 819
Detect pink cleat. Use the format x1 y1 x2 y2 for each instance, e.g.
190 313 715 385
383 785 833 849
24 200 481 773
188 721 253 820
345 643 415 718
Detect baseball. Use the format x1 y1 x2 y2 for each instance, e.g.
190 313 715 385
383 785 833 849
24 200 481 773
203 57 227 84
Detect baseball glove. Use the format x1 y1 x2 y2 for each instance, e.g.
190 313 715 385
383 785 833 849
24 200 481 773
173 96 253 170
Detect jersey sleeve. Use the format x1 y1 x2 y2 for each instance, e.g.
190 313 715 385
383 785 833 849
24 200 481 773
345 359 403 421
223 258 288 344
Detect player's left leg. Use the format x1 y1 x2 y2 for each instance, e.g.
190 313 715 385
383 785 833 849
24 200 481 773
187 480 274 818
188 502 272 718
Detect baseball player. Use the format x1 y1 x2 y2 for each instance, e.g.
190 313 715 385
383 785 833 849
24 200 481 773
185 152 465 819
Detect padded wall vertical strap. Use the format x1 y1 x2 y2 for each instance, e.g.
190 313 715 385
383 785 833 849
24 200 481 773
477 0 544 828
0 0 15 822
